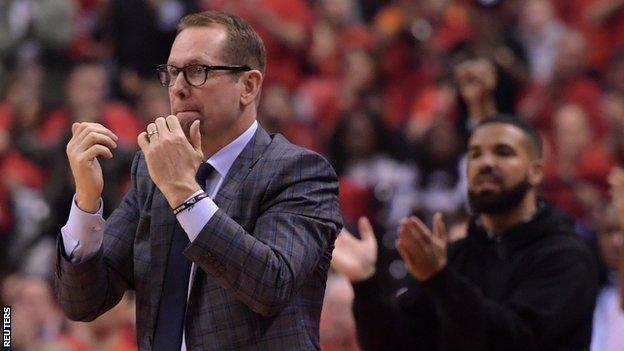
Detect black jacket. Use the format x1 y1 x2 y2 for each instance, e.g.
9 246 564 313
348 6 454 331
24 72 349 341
352 203 598 351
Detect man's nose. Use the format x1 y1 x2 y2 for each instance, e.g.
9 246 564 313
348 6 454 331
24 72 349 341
476 152 497 170
170 72 190 99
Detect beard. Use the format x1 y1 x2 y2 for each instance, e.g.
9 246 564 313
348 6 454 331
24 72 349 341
468 177 532 214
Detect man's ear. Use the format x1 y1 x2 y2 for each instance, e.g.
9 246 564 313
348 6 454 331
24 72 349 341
528 158 544 186
240 70 263 106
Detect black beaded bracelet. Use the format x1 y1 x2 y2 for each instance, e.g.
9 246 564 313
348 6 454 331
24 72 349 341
172 192 209 215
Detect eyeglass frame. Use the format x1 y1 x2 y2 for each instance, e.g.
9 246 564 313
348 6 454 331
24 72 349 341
156 63 252 87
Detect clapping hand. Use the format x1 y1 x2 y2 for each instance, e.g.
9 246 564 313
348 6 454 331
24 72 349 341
454 58 497 122
331 217 378 283
396 213 448 281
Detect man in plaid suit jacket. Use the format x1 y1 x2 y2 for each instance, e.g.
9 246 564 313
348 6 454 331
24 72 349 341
56 11 342 350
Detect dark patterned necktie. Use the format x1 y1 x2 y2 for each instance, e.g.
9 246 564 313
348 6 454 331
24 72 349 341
195 162 215 192
152 163 214 350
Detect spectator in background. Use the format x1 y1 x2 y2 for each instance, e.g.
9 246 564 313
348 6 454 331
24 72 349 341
590 204 624 351
135 80 170 125
258 83 319 152
372 0 472 130
604 52 624 95
552 0 624 74
201 0 313 90
406 56 511 223
102 0 197 101
542 103 614 222
68 0 110 62
294 0 374 149
453 57 498 137
0 64 51 276
0 0 74 106
41 61 141 146
519 30 604 137
68 293 137 351
0 0 73 63
41 61 140 243
410 119 465 223
1 273 139 351
446 54 520 145
1 274 84 351
308 0 371 79
333 115 597 351
601 91 624 166
328 107 416 321
462 1 529 87
337 49 385 129
328 108 415 232
404 78 456 145
516 0 567 84
295 47 382 146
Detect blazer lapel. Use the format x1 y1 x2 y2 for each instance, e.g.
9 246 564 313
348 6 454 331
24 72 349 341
212 125 272 215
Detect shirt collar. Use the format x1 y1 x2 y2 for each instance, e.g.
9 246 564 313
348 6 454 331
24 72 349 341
206 120 258 177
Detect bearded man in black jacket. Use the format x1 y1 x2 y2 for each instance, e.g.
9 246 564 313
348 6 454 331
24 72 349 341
331 114 598 351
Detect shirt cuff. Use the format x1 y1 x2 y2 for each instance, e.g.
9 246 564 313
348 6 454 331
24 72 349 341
175 190 219 242
60 196 105 263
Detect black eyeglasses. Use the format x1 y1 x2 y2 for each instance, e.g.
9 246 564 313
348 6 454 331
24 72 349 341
156 64 251 87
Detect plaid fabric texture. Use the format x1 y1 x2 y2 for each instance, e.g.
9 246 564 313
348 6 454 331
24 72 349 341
55 126 342 350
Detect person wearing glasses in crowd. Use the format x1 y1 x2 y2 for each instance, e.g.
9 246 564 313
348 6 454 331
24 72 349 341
55 11 342 351
332 115 597 351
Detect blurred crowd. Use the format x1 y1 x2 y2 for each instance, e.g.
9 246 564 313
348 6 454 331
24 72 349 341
0 0 623 350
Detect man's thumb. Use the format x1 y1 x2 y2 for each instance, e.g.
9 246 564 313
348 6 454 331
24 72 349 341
433 212 447 241
190 120 202 152
358 217 376 243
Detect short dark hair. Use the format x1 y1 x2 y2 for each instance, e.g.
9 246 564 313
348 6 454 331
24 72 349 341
471 114 543 157
177 11 266 74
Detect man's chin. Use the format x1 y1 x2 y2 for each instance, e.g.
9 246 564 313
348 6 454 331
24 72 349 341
177 118 195 138
468 178 532 214
473 189 499 197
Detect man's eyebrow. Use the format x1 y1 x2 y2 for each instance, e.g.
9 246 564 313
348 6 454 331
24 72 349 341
492 143 518 154
493 142 515 149
167 58 205 66
185 59 204 65
467 142 517 152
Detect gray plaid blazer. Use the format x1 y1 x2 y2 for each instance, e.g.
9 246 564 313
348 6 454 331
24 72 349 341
55 126 342 350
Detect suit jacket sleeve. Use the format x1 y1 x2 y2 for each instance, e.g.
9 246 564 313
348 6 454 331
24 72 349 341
55 153 143 321
184 150 342 316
